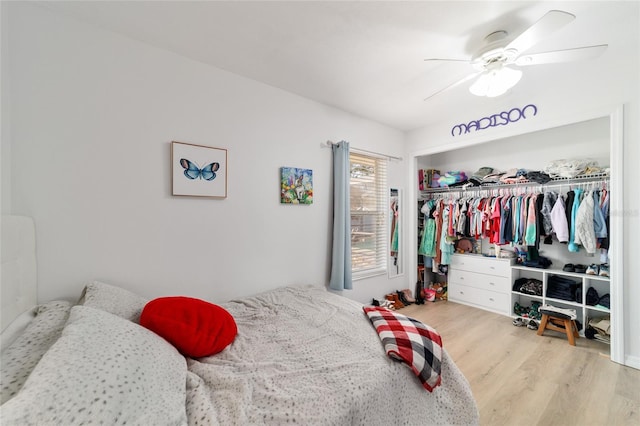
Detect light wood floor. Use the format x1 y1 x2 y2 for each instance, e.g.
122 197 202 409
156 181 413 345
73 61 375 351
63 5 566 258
398 300 640 426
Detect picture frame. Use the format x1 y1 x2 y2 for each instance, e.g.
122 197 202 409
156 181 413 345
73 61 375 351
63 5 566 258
280 167 313 204
171 141 227 198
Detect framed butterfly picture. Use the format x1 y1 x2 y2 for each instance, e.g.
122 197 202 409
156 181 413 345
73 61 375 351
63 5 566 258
171 141 227 198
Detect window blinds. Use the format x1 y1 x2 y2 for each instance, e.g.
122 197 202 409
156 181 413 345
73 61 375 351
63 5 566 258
350 152 388 275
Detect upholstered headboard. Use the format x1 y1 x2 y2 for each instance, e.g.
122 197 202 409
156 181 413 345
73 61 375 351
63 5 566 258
1 215 37 332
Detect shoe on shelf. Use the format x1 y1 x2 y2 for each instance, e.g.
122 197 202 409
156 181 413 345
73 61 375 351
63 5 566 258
599 263 610 277
586 264 599 275
574 264 587 274
563 263 575 272
512 318 526 327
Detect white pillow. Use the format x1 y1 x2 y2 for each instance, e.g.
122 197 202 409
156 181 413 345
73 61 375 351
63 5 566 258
1 306 37 350
0 300 72 404
0 305 188 425
78 280 148 322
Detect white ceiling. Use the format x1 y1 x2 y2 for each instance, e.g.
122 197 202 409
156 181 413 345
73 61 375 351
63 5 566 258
36 1 637 131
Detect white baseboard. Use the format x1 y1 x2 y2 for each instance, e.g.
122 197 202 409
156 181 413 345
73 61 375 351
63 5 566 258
624 355 640 371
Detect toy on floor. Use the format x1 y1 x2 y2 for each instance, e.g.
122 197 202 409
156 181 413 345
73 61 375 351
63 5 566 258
431 282 448 301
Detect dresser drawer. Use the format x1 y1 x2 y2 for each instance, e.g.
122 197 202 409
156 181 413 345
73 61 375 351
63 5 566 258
448 283 510 315
448 269 511 294
450 254 512 276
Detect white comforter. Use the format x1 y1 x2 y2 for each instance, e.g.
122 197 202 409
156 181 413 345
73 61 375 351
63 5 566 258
186 286 478 425
1 284 478 425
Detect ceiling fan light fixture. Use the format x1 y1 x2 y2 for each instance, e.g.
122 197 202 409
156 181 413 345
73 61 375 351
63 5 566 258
469 66 522 97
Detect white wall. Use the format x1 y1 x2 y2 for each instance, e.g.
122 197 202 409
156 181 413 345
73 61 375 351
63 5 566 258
1 2 10 214
418 117 610 173
406 2 640 367
2 3 410 306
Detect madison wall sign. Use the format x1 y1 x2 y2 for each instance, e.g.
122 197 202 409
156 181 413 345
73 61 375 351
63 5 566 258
451 104 538 137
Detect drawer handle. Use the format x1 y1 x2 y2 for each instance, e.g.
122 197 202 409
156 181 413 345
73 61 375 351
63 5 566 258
489 282 495 286
489 266 495 270
489 298 495 302
460 277 464 280
459 291 464 295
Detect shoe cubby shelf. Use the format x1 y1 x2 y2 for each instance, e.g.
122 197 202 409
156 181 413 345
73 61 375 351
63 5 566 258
510 265 611 342
511 265 610 282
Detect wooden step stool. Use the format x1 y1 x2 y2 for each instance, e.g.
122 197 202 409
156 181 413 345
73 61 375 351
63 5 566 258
537 312 580 346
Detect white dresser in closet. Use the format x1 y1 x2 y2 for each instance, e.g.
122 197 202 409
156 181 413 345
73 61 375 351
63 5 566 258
448 254 514 316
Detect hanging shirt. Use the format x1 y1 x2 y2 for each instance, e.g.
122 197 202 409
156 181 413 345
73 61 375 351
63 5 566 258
568 188 583 252
457 199 468 236
524 194 538 246
419 200 437 257
541 191 558 236
482 197 492 238
440 203 455 265
565 190 575 235
550 195 569 242
593 190 608 239
512 195 522 243
575 190 597 253
501 196 514 244
489 197 502 244
434 200 444 264
519 195 528 244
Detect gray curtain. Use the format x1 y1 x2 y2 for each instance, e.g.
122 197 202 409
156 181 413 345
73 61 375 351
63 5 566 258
329 141 352 290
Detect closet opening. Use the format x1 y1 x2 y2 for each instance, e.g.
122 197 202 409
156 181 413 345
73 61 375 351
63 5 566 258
408 106 624 365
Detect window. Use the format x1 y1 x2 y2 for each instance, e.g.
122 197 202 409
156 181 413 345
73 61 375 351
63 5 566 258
349 152 388 276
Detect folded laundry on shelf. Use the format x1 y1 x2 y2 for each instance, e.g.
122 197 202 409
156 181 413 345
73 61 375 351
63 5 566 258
434 171 468 188
539 304 577 320
546 275 579 301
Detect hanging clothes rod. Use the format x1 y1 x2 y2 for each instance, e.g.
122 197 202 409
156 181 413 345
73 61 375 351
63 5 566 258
421 173 609 197
325 140 403 161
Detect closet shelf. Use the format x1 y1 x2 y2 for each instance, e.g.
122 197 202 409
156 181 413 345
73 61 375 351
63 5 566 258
512 265 610 282
420 172 609 196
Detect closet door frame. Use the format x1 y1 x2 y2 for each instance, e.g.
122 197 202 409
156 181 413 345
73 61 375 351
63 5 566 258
408 104 624 365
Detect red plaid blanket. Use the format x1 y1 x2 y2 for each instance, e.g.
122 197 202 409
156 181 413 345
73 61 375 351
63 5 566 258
363 306 442 392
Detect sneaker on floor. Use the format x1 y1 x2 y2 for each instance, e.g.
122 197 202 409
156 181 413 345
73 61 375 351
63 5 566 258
512 318 526 327
586 264 599 275
599 263 609 277
527 320 539 330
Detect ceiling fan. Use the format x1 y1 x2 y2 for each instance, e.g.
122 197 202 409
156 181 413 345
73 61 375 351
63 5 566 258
424 10 607 100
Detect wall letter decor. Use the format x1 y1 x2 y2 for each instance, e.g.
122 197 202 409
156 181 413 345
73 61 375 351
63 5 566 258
451 104 538 137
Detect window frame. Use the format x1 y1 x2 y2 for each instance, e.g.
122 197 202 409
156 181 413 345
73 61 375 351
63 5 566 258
349 151 388 279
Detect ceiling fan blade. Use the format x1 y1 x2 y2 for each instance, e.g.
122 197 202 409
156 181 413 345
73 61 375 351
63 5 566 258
515 44 608 66
423 71 482 101
423 58 470 63
506 10 575 55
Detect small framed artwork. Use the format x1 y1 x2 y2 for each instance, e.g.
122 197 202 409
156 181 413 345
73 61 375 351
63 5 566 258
171 141 227 198
280 167 313 204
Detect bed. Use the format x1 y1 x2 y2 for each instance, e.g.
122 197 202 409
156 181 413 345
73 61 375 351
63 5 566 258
0 215 479 425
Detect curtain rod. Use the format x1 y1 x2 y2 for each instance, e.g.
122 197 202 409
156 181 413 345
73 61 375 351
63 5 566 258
325 140 403 161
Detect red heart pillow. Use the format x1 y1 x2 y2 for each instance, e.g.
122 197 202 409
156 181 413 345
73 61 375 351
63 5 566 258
140 296 237 358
